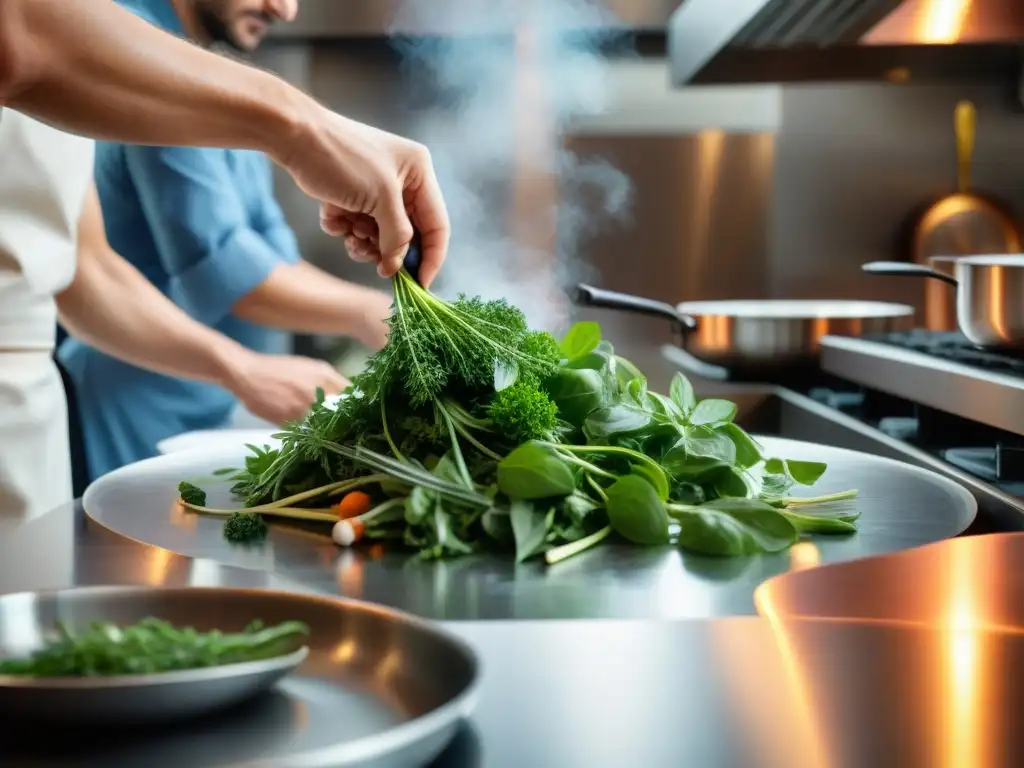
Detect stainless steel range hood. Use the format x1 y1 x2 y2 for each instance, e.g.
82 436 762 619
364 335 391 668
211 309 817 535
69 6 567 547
669 0 1024 85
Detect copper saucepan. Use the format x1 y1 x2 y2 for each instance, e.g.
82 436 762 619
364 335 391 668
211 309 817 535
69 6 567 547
863 256 1024 349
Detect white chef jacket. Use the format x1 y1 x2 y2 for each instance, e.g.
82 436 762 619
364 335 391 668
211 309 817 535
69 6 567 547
0 108 95 523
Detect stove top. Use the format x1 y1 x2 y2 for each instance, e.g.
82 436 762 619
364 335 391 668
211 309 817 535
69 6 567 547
820 331 1024 438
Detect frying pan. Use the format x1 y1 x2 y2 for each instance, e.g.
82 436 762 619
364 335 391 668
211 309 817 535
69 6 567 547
863 257 1024 349
575 284 913 377
908 100 1020 263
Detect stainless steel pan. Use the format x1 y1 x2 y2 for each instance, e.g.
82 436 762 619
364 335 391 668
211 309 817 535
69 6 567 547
863 256 1024 349
575 284 913 369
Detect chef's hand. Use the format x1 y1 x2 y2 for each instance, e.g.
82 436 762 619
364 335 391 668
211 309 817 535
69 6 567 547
276 110 449 288
227 352 348 425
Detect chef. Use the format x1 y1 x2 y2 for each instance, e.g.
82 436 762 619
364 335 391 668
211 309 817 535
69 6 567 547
60 0 397 483
0 0 450 523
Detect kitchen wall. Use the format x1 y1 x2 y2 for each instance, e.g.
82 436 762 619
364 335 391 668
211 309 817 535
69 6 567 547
254 42 1024 358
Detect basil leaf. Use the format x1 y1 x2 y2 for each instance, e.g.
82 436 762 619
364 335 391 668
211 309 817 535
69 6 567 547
606 475 670 546
712 467 750 498
764 458 827 486
676 498 798 556
560 321 602 361
669 373 696 416
626 376 648 407
493 360 519 392
689 398 738 426
721 423 762 469
631 463 670 502
647 392 684 423
497 442 577 499
760 473 794 499
615 355 645 392
662 437 732 480
583 403 653 441
545 368 607 428
780 509 857 534
510 500 553 562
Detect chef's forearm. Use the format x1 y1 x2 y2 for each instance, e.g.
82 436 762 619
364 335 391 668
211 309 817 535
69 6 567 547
57 249 250 388
0 0 310 162
57 189 251 388
233 262 391 349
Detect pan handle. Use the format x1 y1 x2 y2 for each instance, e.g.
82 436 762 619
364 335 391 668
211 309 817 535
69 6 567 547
861 261 958 287
575 284 697 331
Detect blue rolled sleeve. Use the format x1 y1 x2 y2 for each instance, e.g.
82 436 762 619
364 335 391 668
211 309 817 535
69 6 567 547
252 162 302 265
123 145 289 327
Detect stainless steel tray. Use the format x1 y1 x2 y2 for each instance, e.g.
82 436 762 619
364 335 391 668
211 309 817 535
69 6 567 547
82 435 978 620
0 586 478 767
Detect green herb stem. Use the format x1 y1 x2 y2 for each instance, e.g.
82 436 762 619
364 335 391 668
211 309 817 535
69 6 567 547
545 525 612 565
781 489 859 506
183 502 337 523
586 474 609 502
545 442 668 483
555 451 617 480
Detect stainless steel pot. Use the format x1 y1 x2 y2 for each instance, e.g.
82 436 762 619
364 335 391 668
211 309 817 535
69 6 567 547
575 284 913 368
863 256 1024 349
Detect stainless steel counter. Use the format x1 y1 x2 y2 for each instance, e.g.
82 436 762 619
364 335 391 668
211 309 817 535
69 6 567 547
3 505 1024 767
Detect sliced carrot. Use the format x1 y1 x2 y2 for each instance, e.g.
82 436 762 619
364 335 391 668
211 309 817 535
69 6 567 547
333 491 373 520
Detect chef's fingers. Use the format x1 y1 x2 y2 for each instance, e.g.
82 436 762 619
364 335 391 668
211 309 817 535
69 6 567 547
407 165 449 288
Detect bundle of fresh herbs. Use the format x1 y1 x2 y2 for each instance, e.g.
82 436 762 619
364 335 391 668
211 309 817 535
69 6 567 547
179 269 858 564
0 618 309 677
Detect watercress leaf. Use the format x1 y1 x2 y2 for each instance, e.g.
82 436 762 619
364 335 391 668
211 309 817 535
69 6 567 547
545 368 608 428
780 509 857 534
605 475 670 546
764 458 827 486
566 352 606 371
631 464 670 502
560 321 602 361
482 507 513 542
497 442 577 500
669 373 696 416
405 486 433 525
712 467 750 499
676 498 798 556
721 423 762 469
510 500 552 562
494 360 519 392
689 398 738 426
583 403 653 441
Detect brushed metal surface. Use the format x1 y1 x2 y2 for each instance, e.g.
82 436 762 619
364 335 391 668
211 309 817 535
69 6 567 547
0 586 477 767
820 334 1024 436
81 436 975 620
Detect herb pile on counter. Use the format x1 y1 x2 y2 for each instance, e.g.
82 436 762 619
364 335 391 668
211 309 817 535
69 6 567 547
178 270 859 564
0 618 308 677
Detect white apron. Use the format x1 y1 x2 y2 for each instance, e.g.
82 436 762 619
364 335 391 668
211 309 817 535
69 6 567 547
0 109 95 524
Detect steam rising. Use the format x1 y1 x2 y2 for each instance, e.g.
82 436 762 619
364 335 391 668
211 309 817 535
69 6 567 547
391 0 633 333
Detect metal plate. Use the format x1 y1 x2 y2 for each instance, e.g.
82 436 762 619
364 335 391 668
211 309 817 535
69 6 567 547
0 586 478 767
83 437 977 620
0 636 308 725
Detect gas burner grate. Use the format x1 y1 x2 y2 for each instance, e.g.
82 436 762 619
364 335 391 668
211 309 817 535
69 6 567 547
862 330 1024 378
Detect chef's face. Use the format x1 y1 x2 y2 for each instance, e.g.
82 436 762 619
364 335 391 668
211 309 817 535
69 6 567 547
194 0 299 53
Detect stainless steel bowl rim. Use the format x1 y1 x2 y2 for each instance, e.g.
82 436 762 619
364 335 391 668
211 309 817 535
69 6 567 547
676 300 914 319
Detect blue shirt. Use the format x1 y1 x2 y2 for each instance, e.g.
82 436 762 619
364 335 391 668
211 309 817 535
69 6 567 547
58 0 300 481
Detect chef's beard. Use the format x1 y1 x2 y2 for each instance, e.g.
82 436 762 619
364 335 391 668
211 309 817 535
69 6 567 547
195 4 271 53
